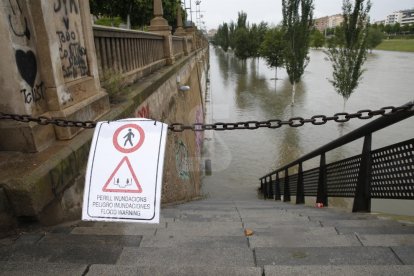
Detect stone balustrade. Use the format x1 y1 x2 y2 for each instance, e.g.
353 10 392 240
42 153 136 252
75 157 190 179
93 25 207 84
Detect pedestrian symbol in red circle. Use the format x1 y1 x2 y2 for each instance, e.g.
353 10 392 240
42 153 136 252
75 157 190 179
113 124 145 154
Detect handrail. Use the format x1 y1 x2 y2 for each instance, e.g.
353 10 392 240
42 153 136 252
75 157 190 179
261 101 414 178
259 101 414 213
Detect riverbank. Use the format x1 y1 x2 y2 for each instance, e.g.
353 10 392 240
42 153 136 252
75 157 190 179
376 39 414 52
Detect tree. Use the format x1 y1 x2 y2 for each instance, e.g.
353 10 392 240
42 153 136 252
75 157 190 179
90 0 181 30
234 27 251 59
367 27 383 52
259 27 285 80
311 29 325 49
281 0 314 105
249 22 268 59
326 0 371 110
213 23 230 51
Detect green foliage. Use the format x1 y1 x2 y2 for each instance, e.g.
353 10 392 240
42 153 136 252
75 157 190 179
259 27 285 70
234 28 251 59
367 27 384 51
90 0 181 29
326 0 371 102
282 0 314 87
95 16 123 27
310 29 325 48
376 39 414 52
213 23 230 51
213 11 268 60
101 70 123 102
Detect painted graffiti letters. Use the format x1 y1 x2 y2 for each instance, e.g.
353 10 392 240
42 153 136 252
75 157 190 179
8 0 31 40
136 104 150 118
54 0 89 80
7 1 45 105
57 30 88 79
54 0 79 15
20 82 45 104
175 140 191 180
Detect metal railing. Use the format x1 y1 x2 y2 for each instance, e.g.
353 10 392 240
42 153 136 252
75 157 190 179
259 101 414 212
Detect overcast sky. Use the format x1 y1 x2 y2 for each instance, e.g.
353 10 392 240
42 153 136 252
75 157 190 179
187 0 414 30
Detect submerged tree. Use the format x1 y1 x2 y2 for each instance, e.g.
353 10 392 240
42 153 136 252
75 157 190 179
259 27 285 80
282 0 314 105
326 0 371 110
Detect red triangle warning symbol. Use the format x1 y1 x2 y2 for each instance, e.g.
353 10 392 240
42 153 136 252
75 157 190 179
102 156 142 193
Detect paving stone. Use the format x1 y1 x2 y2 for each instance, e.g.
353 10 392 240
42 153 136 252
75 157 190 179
250 226 337 236
249 233 360 248
336 226 414 235
141 235 248 248
39 233 142 247
0 262 88 276
87 265 262 276
309 214 377 221
255 247 401 266
3 243 123 264
321 220 401 227
264 265 414 276
117 247 255 267
358 234 414 246
71 226 156 236
391 246 414 264
14 233 44 245
243 221 321 229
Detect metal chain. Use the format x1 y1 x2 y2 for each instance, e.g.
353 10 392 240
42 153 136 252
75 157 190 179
1 103 413 132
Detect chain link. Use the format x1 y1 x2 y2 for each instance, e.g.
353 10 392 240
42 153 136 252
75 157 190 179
1 103 413 132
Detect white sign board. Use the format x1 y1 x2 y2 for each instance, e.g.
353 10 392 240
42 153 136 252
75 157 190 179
82 119 167 223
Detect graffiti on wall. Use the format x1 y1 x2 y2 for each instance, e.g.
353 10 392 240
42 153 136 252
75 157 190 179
135 104 150 118
54 0 89 80
195 106 204 155
175 140 191 180
8 0 45 105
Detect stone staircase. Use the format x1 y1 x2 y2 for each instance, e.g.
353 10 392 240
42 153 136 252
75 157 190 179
1 199 414 275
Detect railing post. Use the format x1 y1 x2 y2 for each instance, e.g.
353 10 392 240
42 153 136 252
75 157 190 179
284 169 291 202
263 177 268 199
296 163 305 204
316 153 328 206
268 175 274 199
260 178 264 195
275 172 281 201
353 134 372 212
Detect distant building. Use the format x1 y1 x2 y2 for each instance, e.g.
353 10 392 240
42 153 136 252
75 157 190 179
207 29 217 38
328 14 344 29
374 20 386 25
314 16 329 32
385 9 414 26
401 9 414 25
314 14 343 32
386 11 402 25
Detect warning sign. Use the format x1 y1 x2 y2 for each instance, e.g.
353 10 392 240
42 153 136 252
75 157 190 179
82 119 167 223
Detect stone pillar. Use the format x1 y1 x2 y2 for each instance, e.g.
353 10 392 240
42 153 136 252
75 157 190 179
0 0 55 152
185 22 197 51
0 0 110 152
148 0 174 65
174 2 189 56
31 0 110 141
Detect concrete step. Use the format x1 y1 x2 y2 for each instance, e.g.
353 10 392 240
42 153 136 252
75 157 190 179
255 246 403 266
117 247 255 267
264 265 414 276
140 235 249 248
0 262 88 276
87 265 262 276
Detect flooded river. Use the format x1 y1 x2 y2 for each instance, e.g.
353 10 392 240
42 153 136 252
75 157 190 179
202 46 414 215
